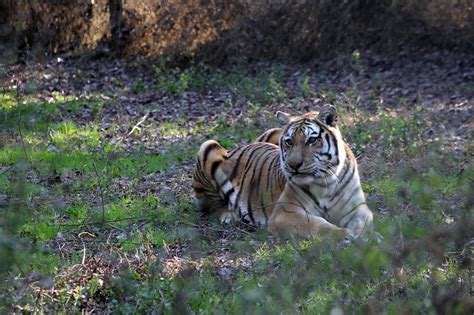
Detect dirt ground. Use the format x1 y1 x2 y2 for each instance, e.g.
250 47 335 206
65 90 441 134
1 42 473 312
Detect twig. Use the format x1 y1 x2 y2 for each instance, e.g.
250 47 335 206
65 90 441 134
469 253 473 296
189 222 252 235
92 161 106 223
81 240 87 265
0 166 12 175
15 260 26 277
15 83 31 164
127 110 150 136
58 214 155 227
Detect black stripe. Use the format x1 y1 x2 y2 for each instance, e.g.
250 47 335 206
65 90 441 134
333 133 339 165
195 159 203 177
267 155 280 203
202 142 221 167
337 158 351 183
210 161 220 177
330 161 355 202
263 129 281 143
319 125 339 163
199 161 213 186
299 184 321 209
243 149 270 224
241 146 263 170
228 145 253 181
320 152 332 159
268 129 281 140
339 202 367 224
232 145 266 212
224 187 235 205
265 154 277 192
286 181 305 209
256 131 268 142
336 186 360 212
324 134 333 159
256 152 274 222
332 180 357 210
227 147 239 159
247 195 255 224
193 187 206 194
194 163 211 187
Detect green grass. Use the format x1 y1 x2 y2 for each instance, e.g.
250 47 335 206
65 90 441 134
340 105 425 156
154 62 288 104
1 65 472 314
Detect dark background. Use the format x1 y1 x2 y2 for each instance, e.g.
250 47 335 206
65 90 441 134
1 0 473 65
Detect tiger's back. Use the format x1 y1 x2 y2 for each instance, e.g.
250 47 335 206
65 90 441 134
192 140 285 225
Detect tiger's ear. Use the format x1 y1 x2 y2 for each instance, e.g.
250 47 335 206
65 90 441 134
318 105 338 127
276 111 292 125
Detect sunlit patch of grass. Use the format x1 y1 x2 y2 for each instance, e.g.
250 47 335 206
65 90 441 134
339 105 426 156
89 194 186 226
1 92 104 142
65 204 89 222
0 145 91 171
113 149 196 176
51 91 76 104
157 121 190 139
21 219 60 241
119 231 147 251
91 195 158 225
207 118 259 148
371 177 402 208
214 64 287 104
154 62 288 104
48 91 100 113
22 133 44 146
0 98 58 133
0 92 16 109
145 229 168 246
49 120 100 150
0 141 196 180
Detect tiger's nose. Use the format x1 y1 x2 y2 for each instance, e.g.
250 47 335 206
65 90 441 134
288 161 303 172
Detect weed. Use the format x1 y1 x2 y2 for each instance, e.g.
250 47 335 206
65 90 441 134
21 221 60 241
131 78 145 94
300 75 312 97
342 106 425 156
153 62 288 104
154 61 207 96
1 59 471 314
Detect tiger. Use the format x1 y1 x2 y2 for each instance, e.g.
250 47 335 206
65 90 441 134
192 105 373 241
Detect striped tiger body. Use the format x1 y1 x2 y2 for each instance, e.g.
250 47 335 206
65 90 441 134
192 105 373 240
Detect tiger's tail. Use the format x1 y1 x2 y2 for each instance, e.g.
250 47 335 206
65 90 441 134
192 140 228 214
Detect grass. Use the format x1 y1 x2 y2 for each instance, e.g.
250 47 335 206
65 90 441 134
154 62 288 104
0 64 472 314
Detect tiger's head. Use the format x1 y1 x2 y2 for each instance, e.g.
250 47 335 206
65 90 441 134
277 105 346 184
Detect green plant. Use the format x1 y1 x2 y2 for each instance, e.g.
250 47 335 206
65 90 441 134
300 75 312 97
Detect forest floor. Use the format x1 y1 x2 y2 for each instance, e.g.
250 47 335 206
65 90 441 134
0 45 473 313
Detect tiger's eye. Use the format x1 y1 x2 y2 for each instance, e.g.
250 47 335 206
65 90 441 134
284 138 293 146
307 137 317 144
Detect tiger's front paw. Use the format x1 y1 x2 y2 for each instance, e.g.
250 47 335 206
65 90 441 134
219 211 237 224
340 228 355 246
